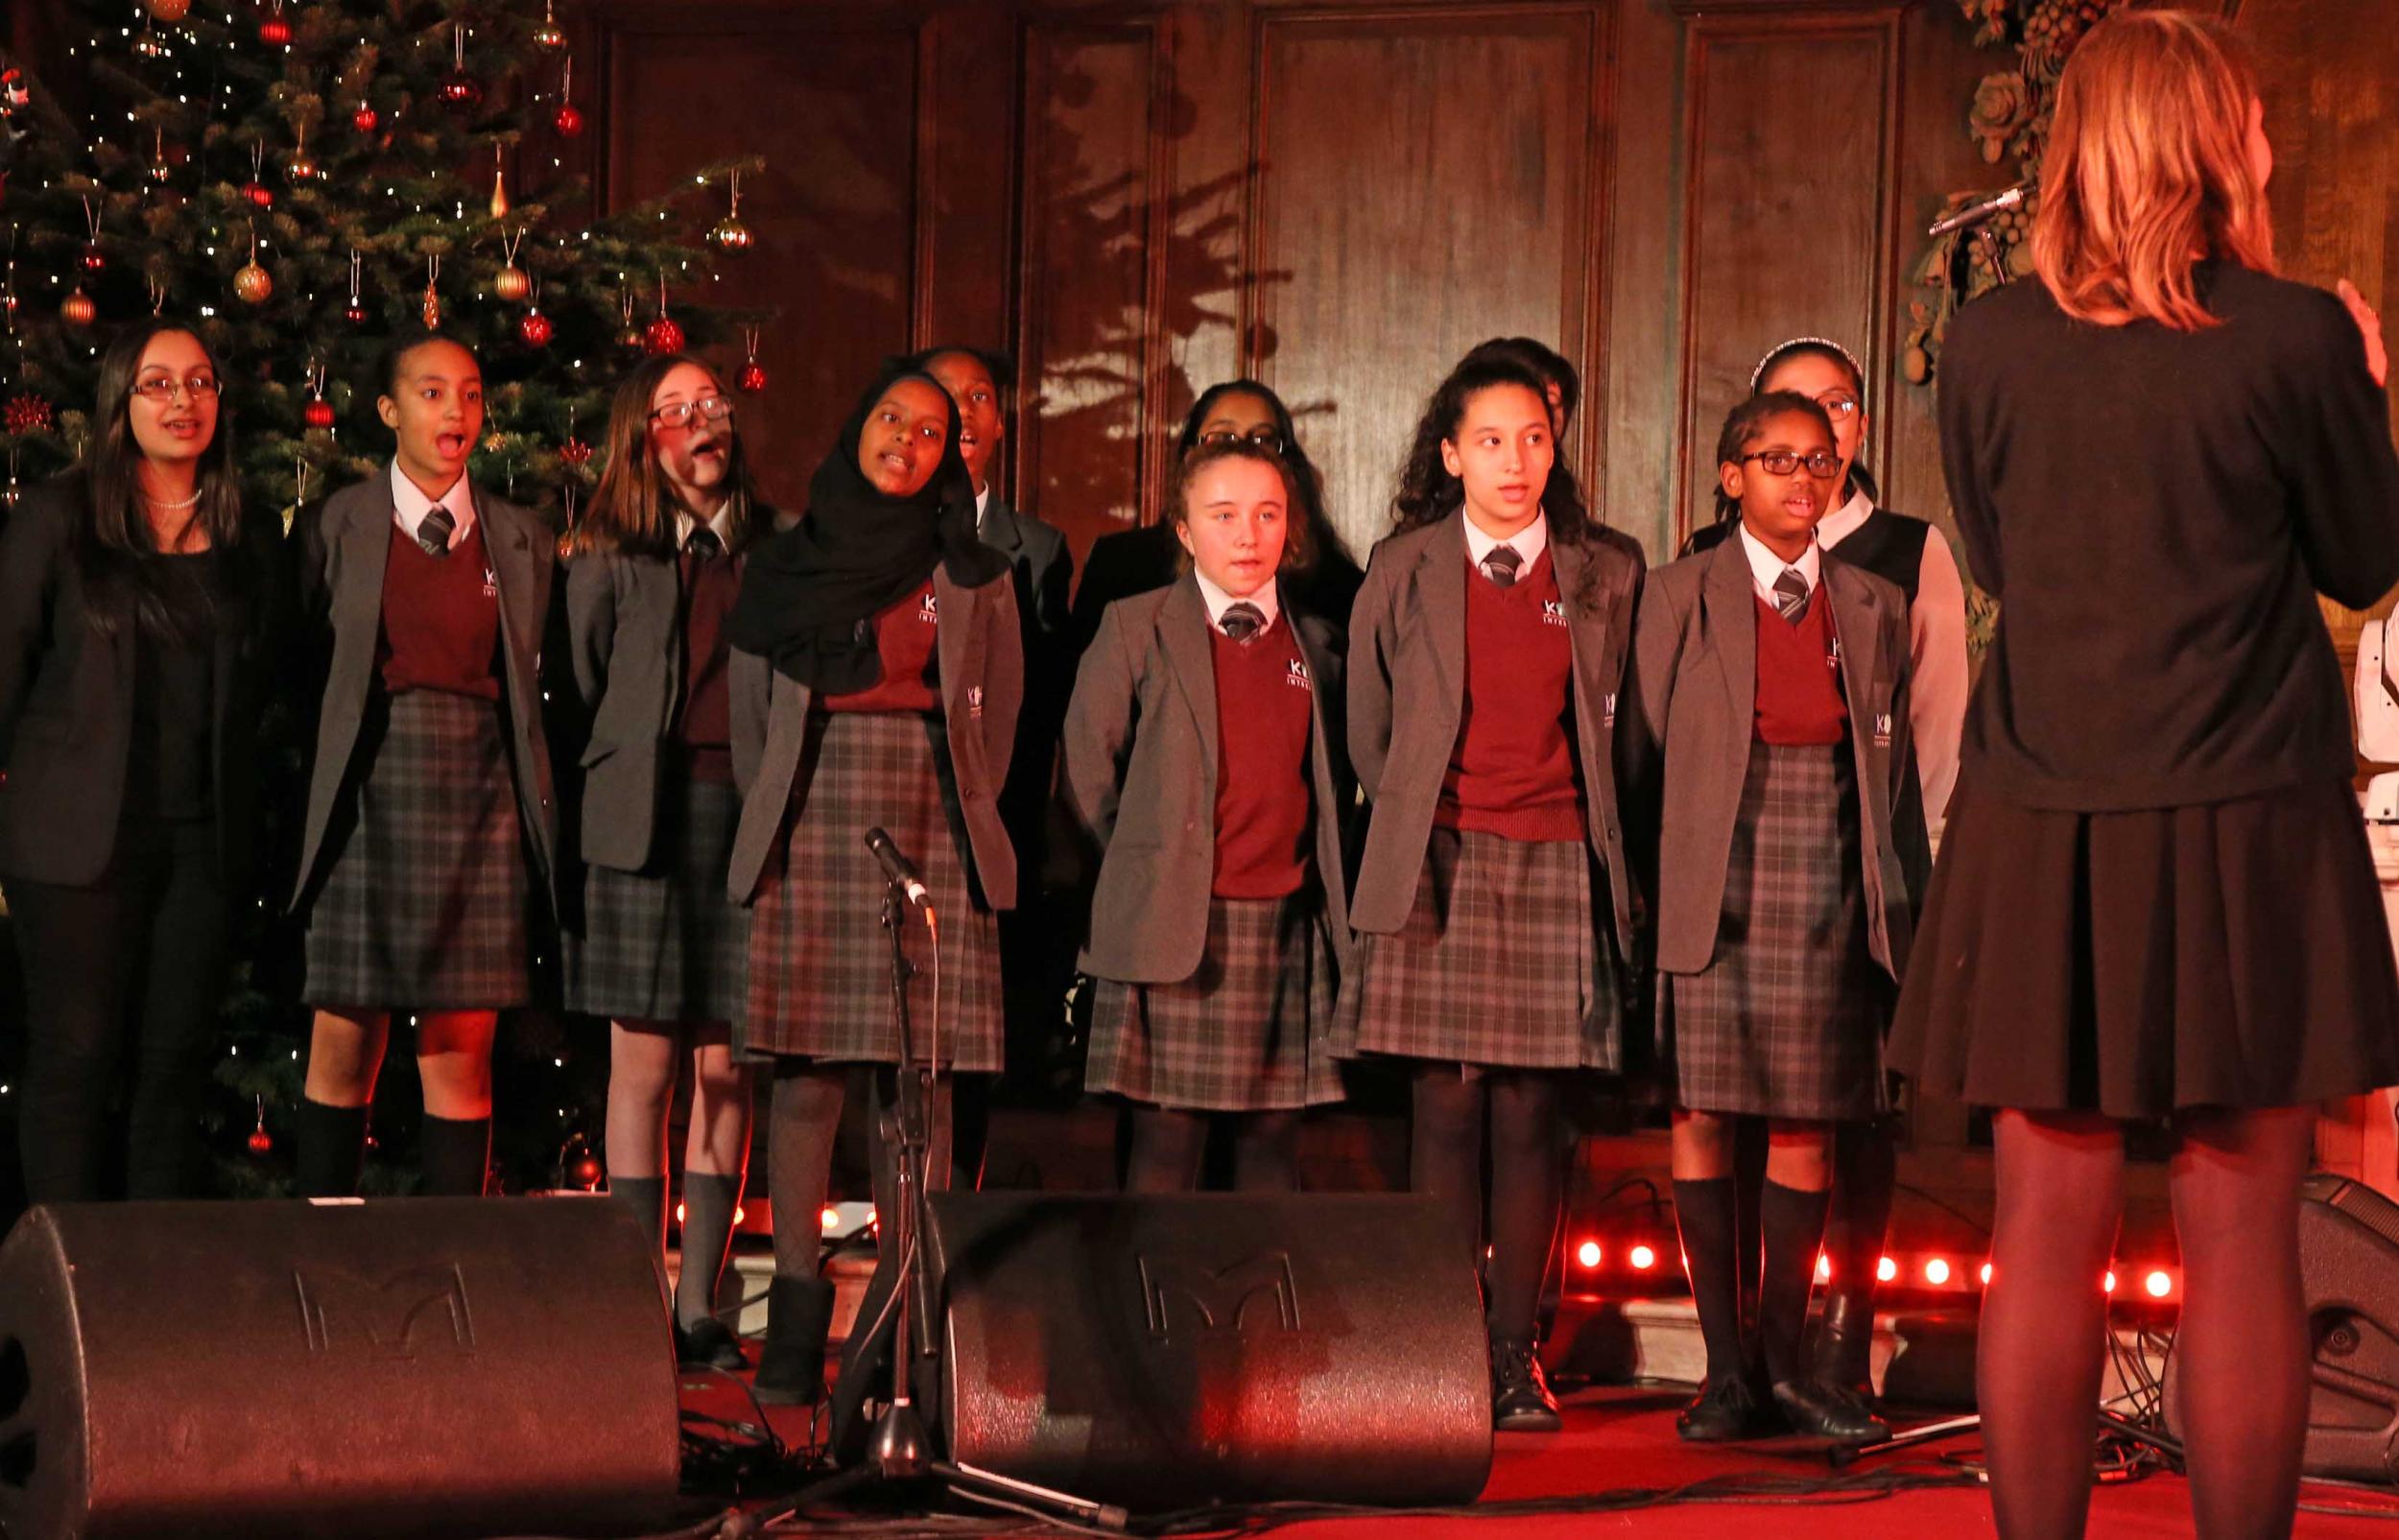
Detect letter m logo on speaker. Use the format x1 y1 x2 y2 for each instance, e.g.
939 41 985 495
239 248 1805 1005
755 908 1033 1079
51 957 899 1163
1138 1251 1300 1339
294 1263 478 1361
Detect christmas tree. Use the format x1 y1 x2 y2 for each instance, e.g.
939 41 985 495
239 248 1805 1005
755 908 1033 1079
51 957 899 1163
0 0 767 1193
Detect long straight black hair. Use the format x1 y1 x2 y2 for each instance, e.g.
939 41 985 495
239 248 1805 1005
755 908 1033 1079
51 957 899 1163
76 319 246 636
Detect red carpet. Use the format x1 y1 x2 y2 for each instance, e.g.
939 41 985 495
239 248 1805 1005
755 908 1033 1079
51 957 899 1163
723 1380 2399 1536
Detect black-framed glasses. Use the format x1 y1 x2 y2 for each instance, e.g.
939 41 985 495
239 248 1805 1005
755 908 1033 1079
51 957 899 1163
1198 426 1284 453
1742 448 1841 478
130 373 221 402
649 394 734 428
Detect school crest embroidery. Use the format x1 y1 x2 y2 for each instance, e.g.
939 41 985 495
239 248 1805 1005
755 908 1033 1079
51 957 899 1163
967 684 984 720
1872 712 1892 747
1285 657 1311 691
482 564 498 600
1541 599 1568 628
918 591 939 624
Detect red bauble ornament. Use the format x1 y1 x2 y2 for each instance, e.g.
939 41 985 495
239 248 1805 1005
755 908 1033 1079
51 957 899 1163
4 391 54 437
568 1153 604 1190
344 302 368 325
242 180 273 208
552 102 583 137
258 15 291 46
352 103 378 133
558 438 593 467
439 72 484 112
80 242 105 273
148 0 193 20
247 1125 273 1155
518 309 554 347
303 397 336 430
736 359 768 394
642 316 684 356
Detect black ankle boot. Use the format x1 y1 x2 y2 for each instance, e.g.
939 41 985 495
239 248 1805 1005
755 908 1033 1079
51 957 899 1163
1489 1338 1562 1433
751 1275 835 1407
1811 1290 1877 1397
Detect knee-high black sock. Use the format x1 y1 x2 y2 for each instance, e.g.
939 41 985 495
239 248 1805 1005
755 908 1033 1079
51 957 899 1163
295 1099 368 1198
1822 1120 1897 1380
1674 1176 1746 1384
1734 1117 1769 1339
418 1114 490 1196
1759 1179 1832 1386
1485 1075 1564 1344
612 1173 668 1252
676 1171 745 1330
1126 1106 1209 1193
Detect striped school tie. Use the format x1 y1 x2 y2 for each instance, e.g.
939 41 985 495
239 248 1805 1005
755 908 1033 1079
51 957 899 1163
417 506 456 557
686 528 724 560
1220 602 1266 642
1773 565 1811 622
1483 544 1523 588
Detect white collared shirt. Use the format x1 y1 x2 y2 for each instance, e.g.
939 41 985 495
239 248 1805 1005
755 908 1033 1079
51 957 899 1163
1194 569 1281 637
1816 486 1874 551
974 485 991 537
1738 523 1821 606
1462 509 1550 576
674 502 736 554
390 460 474 551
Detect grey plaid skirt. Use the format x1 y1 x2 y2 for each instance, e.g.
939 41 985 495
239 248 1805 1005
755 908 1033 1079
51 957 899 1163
1667 741 1887 1121
567 769 746 1023
303 689 533 1012
1086 889 1342 1111
1335 826 1618 1071
736 711 1003 1071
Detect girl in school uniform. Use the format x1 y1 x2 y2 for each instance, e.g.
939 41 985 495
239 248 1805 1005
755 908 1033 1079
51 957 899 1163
723 367 1020 1406
1340 350 1644 1432
1686 335 1970 1410
563 354 765 1369
290 332 558 1198
1620 391 1914 1445
1063 438 1352 1192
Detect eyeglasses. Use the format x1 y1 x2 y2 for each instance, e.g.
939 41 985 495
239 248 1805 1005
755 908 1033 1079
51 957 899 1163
649 395 735 428
1742 448 1841 478
1813 392 1861 419
130 373 221 403
1198 427 1284 453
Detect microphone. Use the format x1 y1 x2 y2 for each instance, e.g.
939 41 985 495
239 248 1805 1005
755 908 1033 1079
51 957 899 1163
1928 182 2030 238
864 827 931 908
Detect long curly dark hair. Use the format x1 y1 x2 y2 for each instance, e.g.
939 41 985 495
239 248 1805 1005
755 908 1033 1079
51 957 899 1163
1390 352 1593 543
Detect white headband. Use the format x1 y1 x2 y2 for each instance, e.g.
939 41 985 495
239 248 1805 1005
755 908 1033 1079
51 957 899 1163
1749 337 1865 398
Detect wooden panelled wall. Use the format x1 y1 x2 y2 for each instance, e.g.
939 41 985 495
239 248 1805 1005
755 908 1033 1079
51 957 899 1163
568 0 1995 569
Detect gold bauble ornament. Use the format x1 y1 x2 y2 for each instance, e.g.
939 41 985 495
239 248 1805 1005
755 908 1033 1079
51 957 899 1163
233 260 273 305
493 264 532 303
707 215 752 256
61 287 98 327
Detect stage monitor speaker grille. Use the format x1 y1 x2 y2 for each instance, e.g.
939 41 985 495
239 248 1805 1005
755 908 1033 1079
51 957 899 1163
2164 1172 2399 1481
928 1192 1493 1511
0 1196 683 1539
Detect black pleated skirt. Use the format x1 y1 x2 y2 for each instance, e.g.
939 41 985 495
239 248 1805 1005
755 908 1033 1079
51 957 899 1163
1888 777 2399 1118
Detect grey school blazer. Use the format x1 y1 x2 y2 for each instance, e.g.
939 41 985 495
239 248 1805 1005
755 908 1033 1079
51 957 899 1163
1347 509 1645 951
1617 536 1914 980
724 565 1024 909
289 474 558 909
1060 576 1355 984
563 547 702 871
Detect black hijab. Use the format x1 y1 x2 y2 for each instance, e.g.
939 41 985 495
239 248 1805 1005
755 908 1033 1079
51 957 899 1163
728 368 1009 692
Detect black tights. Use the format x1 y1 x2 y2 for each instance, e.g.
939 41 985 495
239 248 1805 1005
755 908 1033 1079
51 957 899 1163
1981 1107 2314 1540
8 819 228 1202
767 1062 952 1282
1411 1066 1564 1344
1124 1106 1299 1194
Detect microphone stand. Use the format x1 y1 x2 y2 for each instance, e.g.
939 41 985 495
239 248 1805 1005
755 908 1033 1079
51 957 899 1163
791 870 1125 1530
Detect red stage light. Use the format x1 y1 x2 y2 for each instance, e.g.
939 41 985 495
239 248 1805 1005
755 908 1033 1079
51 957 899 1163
1628 1244 1656 1271
2103 1270 2118 1294
1816 1252 1831 1283
2144 1269 2173 1298
819 1205 841 1232
1576 1240 1602 1269
1981 1262 1995 1285
1924 1258 1952 1286
1876 1256 1898 1283
674 1202 684 1225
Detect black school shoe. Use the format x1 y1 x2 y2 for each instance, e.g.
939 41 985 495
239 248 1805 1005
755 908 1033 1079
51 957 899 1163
1675 1372 1775 1441
677 1315 748 1372
1490 1338 1563 1433
751 1275 836 1407
1770 1377 1890 1445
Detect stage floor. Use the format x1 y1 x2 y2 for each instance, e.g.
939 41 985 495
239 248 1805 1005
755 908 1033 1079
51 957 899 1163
720 1380 2399 1537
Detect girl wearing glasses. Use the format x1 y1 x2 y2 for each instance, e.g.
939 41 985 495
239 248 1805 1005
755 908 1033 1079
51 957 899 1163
1338 350 1643 1433
1061 438 1352 1194
0 319 282 1201
289 332 558 1200
1683 335 1967 1423
562 355 764 1369
1891 16 2398 1535
723 367 1020 1408
1070 380 1363 650
1620 391 1913 1445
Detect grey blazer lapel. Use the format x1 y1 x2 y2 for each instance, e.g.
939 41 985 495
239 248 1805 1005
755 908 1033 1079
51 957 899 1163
980 497 1027 557
332 482 394 668
478 491 542 686
1417 511 1469 715
1824 561 1885 736
1702 536 1756 745
1158 577 1220 779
